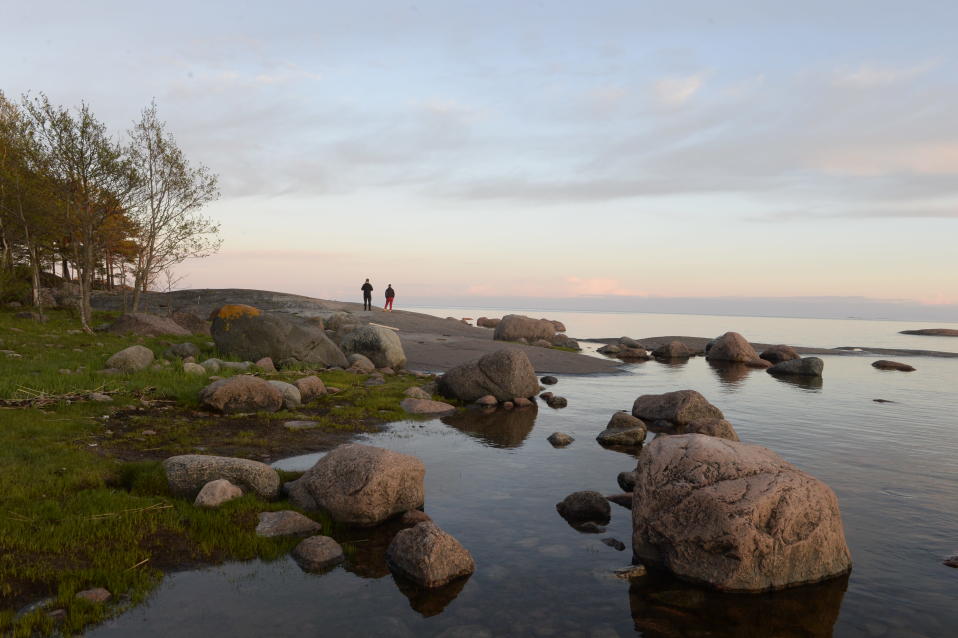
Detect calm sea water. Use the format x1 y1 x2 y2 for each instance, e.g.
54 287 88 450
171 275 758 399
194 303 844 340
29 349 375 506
91 312 958 638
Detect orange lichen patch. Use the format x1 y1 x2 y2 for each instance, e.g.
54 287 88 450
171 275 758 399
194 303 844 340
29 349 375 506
216 304 262 320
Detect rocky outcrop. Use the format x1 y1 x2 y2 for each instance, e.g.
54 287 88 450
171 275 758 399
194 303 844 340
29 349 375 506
194 479 243 508
899 328 958 336
872 360 915 372
632 434 852 592
287 444 425 526
106 313 190 337
653 341 692 359
438 349 539 402
632 390 724 426
556 491 611 525
340 325 407 369
768 357 824 377
386 522 476 588
493 314 557 342
705 332 764 366
760 345 800 364
211 304 348 368
199 376 284 414
163 454 281 499
292 536 344 571
105 345 155 372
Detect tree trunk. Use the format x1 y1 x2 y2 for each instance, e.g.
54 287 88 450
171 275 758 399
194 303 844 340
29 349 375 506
29 242 44 320
77 227 94 334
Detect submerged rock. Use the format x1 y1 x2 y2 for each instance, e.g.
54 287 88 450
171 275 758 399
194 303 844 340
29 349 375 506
872 360 915 372
547 432 574 447
632 434 852 592
292 535 344 571
556 491 611 525
597 412 647 447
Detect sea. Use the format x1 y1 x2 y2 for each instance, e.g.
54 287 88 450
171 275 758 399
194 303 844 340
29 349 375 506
91 308 958 638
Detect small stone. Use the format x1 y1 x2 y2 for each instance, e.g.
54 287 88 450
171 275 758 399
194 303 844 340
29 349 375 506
475 395 498 407
540 375 558 385
404 386 431 400
601 537 626 551
944 555 958 568
539 391 554 400
613 565 647 579
547 432 574 447
400 398 457 416
194 479 243 508
75 588 112 604
292 535 345 572
255 510 322 538
513 397 533 408
502 401 514 409
58 368 71 375
255 356 277 372
546 396 568 409
183 362 207 375
617 471 637 492
89 392 113 402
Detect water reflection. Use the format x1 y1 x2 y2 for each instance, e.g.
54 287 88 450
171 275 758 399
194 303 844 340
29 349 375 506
629 572 848 638
707 361 757 387
441 406 537 448
392 573 469 617
768 372 824 391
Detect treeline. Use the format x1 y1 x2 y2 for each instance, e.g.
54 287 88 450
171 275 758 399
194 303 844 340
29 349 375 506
0 92 220 332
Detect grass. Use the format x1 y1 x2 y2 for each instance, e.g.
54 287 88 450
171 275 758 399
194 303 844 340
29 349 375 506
0 308 435 636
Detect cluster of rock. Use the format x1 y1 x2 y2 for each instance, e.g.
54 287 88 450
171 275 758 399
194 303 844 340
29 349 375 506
597 337 653 361
489 314 579 350
198 374 328 413
703 332 827 379
550 385 851 593
161 444 473 589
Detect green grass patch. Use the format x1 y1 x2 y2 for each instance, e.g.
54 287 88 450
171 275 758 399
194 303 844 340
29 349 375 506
0 308 435 635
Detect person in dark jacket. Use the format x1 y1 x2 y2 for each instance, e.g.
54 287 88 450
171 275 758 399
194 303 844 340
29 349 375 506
361 279 373 310
384 284 395 311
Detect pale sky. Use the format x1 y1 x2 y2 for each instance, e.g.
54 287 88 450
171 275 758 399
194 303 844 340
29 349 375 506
3 1 957 319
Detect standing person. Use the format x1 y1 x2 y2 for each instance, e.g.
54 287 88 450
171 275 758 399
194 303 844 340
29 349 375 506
384 284 395 311
361 278 373 311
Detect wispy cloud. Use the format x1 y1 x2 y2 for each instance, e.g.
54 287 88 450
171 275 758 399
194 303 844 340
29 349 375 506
832 61 937 89
653 73 704 107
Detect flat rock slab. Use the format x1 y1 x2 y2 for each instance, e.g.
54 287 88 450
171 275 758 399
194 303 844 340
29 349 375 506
256 510 322 537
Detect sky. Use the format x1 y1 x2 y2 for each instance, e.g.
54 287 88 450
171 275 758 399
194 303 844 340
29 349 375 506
3 1 957 320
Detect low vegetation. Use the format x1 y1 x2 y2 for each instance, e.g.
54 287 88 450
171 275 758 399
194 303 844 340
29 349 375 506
0 308 431 636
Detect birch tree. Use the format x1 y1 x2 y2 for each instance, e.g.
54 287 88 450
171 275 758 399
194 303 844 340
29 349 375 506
127 101 220 311
22 94 137 332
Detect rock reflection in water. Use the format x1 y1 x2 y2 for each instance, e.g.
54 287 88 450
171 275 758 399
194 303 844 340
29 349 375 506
707 361 756 387
392 573 469 617
629 572 848 638
768 372 824 391
336 519 405 580
441 406 537 448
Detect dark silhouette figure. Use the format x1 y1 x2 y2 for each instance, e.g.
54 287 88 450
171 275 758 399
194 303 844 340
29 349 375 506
361 278 373 311
385 284 395 311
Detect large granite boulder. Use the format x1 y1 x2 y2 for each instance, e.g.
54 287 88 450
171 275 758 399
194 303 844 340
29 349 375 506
386 522 476 588
340 325 406 369
493 314 557 342
706 332 762 364
163 454 281 499
438 349 539 403
211 304 348 368
106 345 155 372
632 434 852 592
768 357 824 378
199 376 284 414
632 390 724 426
759 345 800 364
287 444 425 526
106 313 190 337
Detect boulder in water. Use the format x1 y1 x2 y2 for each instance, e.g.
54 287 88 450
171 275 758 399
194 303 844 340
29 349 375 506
438 349 539 402
768 357 824 377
